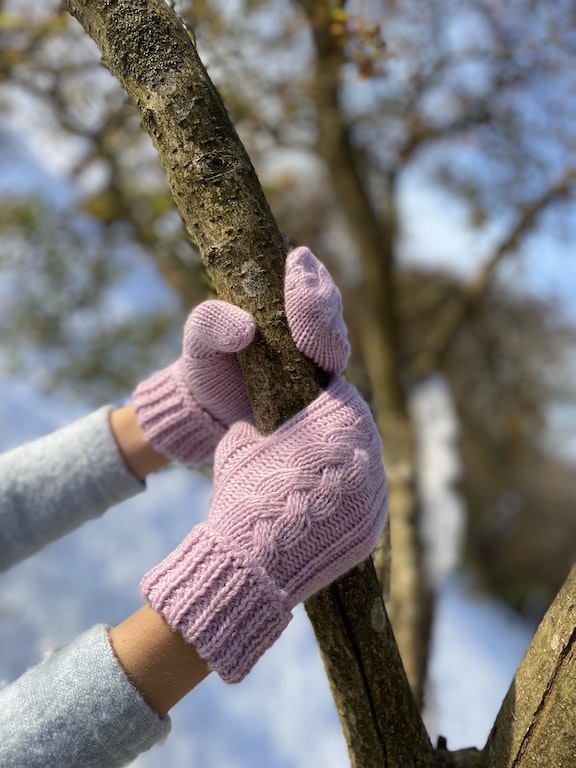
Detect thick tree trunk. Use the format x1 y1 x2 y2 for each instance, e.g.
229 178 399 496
480 565 576 768
64 0 434 765
297 0 432 703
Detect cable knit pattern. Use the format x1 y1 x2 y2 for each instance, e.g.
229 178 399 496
141 375 388 683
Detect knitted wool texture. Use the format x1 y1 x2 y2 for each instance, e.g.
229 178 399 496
133 301 256 464
284 246 350 374
133 247 350 465
141 375 387 683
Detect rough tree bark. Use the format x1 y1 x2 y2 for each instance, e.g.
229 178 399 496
63 0 434 765
479 565 576 768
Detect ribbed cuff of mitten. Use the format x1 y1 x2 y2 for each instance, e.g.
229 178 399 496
133 362 224 465
140 522 293 683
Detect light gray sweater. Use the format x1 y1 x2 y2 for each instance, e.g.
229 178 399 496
0 408 171 767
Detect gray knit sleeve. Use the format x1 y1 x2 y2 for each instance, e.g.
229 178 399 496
0 407 145 572
0 624 171 768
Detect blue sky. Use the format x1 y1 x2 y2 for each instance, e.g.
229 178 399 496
399 163 576 321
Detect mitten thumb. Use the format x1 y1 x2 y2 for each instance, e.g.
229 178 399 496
183 300 256 359
284 247 350 374
133 301 255 465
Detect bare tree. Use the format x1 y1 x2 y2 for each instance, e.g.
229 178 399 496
2 0 576 762
59 1 576 766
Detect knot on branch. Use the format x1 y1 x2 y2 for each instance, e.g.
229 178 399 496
197 150 237 179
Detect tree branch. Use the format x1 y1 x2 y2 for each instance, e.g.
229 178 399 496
64 0 434 764
66 0 326 434
413 168 576 379
480 565 576 768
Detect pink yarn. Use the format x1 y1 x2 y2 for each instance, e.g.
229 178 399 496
133 247 351 465
133 301 255 464
285 246 350 374
141 375 387 683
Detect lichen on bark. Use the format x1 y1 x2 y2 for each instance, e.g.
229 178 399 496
67 0 325 433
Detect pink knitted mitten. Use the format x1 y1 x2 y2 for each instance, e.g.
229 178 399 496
133 301 256 464
141 375 387 683
133 247 350 464
285 246 350 375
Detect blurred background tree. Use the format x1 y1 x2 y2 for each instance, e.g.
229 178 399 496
1 0 575 704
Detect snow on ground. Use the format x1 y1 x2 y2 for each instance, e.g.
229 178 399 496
413 377 534 751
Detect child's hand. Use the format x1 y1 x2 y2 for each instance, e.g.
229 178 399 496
141 374 387 683
132 247 350 465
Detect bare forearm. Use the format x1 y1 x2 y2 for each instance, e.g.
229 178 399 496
109 604 210 717
108 407 212 713
109 404 170 481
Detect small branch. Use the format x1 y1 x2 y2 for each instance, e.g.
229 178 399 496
435 742 482 768
413 169 576 378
